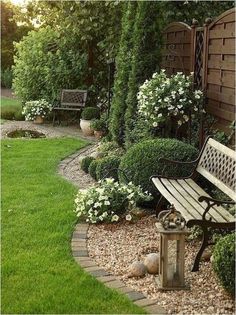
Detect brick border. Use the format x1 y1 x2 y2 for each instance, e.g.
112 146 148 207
71 223 166 315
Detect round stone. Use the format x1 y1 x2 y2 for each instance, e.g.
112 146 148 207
128 261 147 277
144 253 160 274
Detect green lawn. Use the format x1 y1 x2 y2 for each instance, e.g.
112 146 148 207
2 138 145 314
1 96 21 107
1 96 23 122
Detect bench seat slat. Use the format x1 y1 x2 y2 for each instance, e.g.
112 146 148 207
184 179 234 223
161 178 204 221
177 179 230 222
168 179 215 222
53 107 82 111
152 178 195 222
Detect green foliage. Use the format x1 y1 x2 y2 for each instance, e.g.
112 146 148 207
109 2 137 144
80 156 95 174
91 113 107 132
13 1 123 106
96 156 121 181
97 141 125 160
124 1 162 146
119 138 198 194
88 159 100 180
213 233 235 296
13 26 87 103
160 1 234 25
81 107 100 120
1 97 24 121
1 68 13 88
1 1 32 70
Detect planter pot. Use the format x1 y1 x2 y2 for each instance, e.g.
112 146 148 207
34 116 44 124
94 130 106 140
80 119 94 136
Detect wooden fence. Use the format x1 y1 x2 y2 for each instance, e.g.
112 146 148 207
161 8 235 138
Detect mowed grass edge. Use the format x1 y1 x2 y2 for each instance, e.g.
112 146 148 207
1 138 146 314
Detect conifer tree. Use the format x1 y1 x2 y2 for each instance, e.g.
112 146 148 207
124 1 162 146
109 2 137 145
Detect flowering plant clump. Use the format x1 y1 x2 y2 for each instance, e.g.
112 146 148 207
22 99 53 121
137 70 204 127
75 178 152 224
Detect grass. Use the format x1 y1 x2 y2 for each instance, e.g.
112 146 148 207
1 96 24 121
1 137 146 314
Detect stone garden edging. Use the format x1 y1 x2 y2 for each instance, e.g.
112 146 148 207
71 223 166 315
59 146 166 314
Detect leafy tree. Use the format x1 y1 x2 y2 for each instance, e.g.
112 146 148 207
124 1 162 147
13 0 123 105
1 1 32 70
13 26 87 102
109 1 137 145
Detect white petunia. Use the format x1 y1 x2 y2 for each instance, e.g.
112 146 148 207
153 122 158 127
125 214 132 221
111 215 119 222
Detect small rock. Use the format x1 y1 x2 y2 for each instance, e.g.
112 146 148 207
128 261 147 277
144 253 160 274
202 250 212 261
207 306 214 313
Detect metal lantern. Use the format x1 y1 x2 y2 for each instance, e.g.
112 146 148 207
155 205 190 290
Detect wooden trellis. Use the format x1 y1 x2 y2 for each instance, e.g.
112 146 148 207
161 8 235 140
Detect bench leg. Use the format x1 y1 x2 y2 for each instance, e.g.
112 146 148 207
53 111 56 126
191 226 210 272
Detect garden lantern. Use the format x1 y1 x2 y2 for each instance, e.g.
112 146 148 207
155 205 190 290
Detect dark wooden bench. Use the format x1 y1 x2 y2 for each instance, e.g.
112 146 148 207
151 137 235 271
53 89 87 125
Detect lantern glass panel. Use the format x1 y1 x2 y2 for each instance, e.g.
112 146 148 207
167 240 177 283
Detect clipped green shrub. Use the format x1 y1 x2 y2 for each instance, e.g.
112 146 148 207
88 159 100 180
80 156 95 173
81 107 100 120
213 233 235 296
119 138 198 194
1 105 24 121
96 156 121 181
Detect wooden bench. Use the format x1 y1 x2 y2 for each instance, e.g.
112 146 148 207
151 137 235 271
53 89 87 125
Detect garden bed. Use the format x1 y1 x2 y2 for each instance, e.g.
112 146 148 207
87 216 235 315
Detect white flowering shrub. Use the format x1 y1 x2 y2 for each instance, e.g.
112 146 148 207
22 99 52 121
75 178 152 224
137 70 204 128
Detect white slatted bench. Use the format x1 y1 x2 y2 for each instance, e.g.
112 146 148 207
151 137 235 271
53 89 87 125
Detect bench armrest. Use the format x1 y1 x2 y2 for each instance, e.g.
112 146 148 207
198 195 235 220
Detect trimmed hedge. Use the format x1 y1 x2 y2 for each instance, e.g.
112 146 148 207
88 159 100 180
80 156 95 173
96 156 121 181
81 107 100 120
213 233 235 296
119 138 198 194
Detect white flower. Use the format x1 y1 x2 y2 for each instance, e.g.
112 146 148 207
104 200 110 206
111 215 119 222
153 122 158 127
94 202 102 208
194 106 198 112
178 120 182 126
157 113 162 118
99 216 104 221
183 115 189 122
125 214 132 221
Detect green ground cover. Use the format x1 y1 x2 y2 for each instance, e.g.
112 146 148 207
1 138 145 314
1 96 23 121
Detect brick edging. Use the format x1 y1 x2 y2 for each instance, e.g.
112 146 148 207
71 223 166 315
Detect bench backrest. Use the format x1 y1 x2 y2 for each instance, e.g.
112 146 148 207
196 138 236 201
61 89 87 108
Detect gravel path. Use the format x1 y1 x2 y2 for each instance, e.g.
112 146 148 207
1 120 95 141
87 216 235 315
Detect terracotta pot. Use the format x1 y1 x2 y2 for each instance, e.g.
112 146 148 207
80 119 94 136
34 116 44 124
94 130 105 139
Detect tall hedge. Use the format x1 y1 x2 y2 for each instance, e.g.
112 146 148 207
109 2 137 145
124 2 162 147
